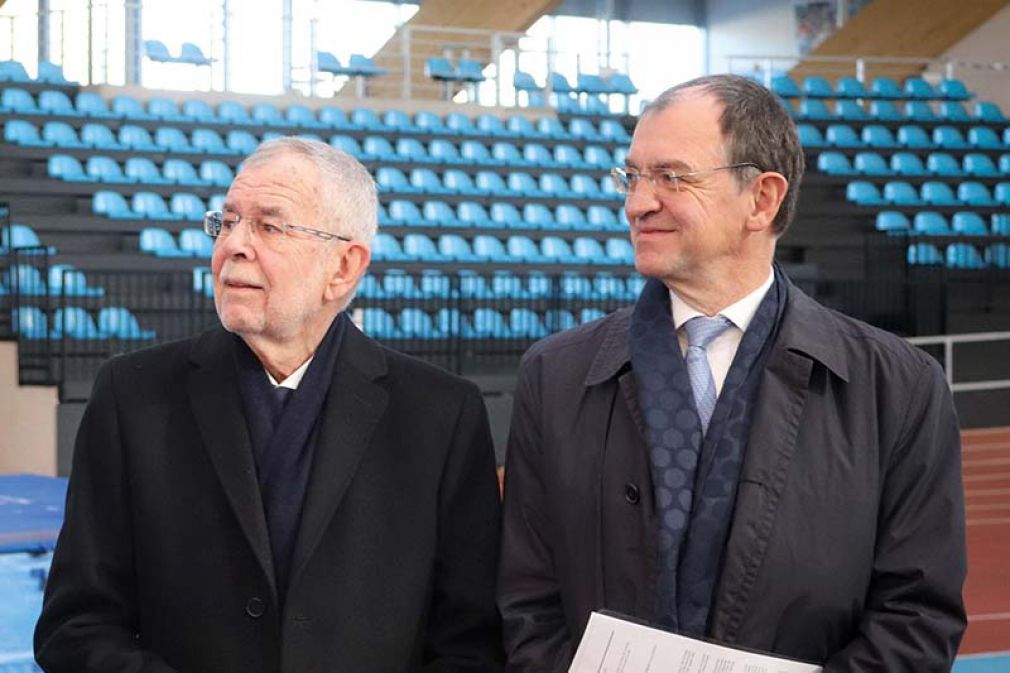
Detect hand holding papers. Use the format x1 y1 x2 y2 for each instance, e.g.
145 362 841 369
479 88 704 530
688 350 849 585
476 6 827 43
570 612 822 673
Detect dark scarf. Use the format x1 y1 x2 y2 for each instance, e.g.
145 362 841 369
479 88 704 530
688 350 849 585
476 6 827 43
234 312 347 603
630 265 787 635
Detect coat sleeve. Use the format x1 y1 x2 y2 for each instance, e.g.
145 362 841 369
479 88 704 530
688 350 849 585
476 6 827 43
34 361 179 673
825 357 967 672
423 384 505 671
498 355 575 672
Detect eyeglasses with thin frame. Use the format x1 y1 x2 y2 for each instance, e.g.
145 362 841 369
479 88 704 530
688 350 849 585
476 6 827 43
610 163 761 195
203 210 351 250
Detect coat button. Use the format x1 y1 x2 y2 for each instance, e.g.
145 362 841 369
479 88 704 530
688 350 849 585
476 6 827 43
245 597 266 618
624 482 640 505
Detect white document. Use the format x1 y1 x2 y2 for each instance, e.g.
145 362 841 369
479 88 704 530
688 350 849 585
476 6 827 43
569 612 822 673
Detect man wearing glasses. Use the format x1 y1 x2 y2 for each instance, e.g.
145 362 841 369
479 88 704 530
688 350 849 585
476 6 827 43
499 74 965 670
36 138 504 671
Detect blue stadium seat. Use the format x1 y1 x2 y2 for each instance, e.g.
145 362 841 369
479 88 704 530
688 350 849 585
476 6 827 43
376 167 417 194
172 194 210 222
472 308 511 339
49 264 104 297
457 201 492 227
148 97 186 122
593 273 628 300
182 99 218 123
461 140 496 165
318 107 353 129
569 118 602 141
570 174 602 198
559 273 593 299
226 129 258 154
846 180 884 206
833 99 868 122
492 141 528 167
422 200 461 227
932 126 968 149
939 102 970 122
802 76 833 98
473 235 511 262
38 89 77 115
957 181 995 206
906 242 944 266
580 308 607 323
381 109 418 133
192 128 230 154
926 152 962 177
522 142 555 167
897 125 931 148
476 171 513 197
507 172 545 197
152 126 194 153
428 139 463 164
387 200 425 226
997 183 1010 206
951 211 989 236
362 308 402 339
474 113 509 138
327 134 362 158
0 58 31 82
93 190 134 218
536 117 568 140
86 155 133 183
974 101 1006 123
125 157 171 185
179 227 214 255
7 264 47 294
770 75 800 98
555 205 587 230
438 234 478 262
410 168 452 195
133 191 182 220
992 214 1010 235
446 112 478 135
38 60 71 84
554 144 588 168
605 238 634 265
607 72 638 96
76 91 117 118
490 202 523 228
284 104 324 129
946 242 985 269
963 153 999 177
583 145 614 168
890 152 927 176
835 77 867 98
796 124 825 147
199 159 234 187
116 124 159 151
178 42 212 65
350 107 384 131
547 71 575 96
391 137 430 164
798 99 832 121
903 77 936 100
510 235 550 263
0 88 39 114
1000 154 1010 176
938 78 970 101
573 237 611 265
442 169 480 196
218 101 253 125
903 101 937 123
98 306 156 339
513 70 542 95
249 102 286 127
968 126 1002 149
399 308 444 339
522 203 555 230
912 211 950 235
139 226 188 256
505 115 539 138
870 77 903 99
419 271 451 299
885 181 922 206
587 205 620 231
986 243 1010 268
599 119 630 142
853 151 889 175
163 158 207 186
47 154 88 182
540 173 573 197
372 233 408 261
862 125 897 148
81 122 123 150
875 211 910 234
544 309 577 332
919 181 958 206
53 307 104 340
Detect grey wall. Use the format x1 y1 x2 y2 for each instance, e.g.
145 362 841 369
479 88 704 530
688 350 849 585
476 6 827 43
705 0 797 74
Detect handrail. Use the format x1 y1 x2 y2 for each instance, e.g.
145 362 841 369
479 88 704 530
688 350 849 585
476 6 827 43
727 53 1010 86
907 331 1010 392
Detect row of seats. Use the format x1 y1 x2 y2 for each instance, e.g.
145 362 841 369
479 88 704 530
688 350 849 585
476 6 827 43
358 270 644 301
425 57 486 85
818 150 1010 178
12 306 157 340
514 70 638 97
139 227 213 258
847 180 1010 207
876 211 1010 236
3 264 104 297
94 191 222 222
771 74 971 101
787 98 1006 124
907 242 1010 269
144 40 212 67
0 59 72 85
372 232 634 266
50 154 235 186
799 123 1008 150
380 200 627 232
316 52 388 78
362 306 609 341
0 88 630 141
374 168 622 201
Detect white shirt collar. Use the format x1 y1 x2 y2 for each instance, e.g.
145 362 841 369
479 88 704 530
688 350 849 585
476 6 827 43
265 356 313 390
669 268 774 332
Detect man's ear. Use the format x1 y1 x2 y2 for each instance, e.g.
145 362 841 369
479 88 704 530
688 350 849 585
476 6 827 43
745 172 789 233
324 242 371 303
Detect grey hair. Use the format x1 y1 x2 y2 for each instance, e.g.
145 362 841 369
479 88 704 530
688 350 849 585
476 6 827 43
240 136 378 245
642 74 805 235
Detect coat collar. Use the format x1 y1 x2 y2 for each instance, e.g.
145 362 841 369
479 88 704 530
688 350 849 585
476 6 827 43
584 275 850 387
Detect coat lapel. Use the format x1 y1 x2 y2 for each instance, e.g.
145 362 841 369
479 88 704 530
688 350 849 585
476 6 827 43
289 324 389 582
187 329 276 596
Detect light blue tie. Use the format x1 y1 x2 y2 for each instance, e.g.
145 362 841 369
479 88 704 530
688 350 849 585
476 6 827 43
683 316 733 435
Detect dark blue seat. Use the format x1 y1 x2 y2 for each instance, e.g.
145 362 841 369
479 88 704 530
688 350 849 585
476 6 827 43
939 102 970 122
974 102 1006 123
903 101 937 123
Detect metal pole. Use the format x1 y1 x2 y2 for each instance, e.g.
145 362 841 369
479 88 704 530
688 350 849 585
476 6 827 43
38 0 50 65
945 339 954 389
282 0 292 92
87 0 94 85
124 0 141 86
222 0 230 92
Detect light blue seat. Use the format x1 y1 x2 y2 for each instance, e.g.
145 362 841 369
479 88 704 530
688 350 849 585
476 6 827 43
957 181 995 206
536 117 568 140
835 76 867 98
348 108 382 131
391 137 429 164
148 97 186 122
250 102 286 126
125 156 171 185
208 193 226 211
460 139 496 165
473 235 511 263
862 125 897 148
593 273 628 300
446 112 478 135
438 234 478 262
509 308 548 339
48 265 104 297
870 77 903 99
492 141 528 167
605 238 634 265
846 180 884 206
329 134 363 158
226 129 258 154
968 126 1002 149
799 99 832 121
997 182 1010 205
378 109 417 134
523 203 555 230
457 201 492 227
939 102 970 122
568 118 602 141
98 306 156 339
316 51 353 76
12 306 49 339
962 153 998 177
559 274 593 298
544 309 576 332
476 171 513 197
853 152 889 175
154 126 195 153
869 100 902 121
897 125 931 148
285 104 325 129
576 73 609 95
926 152 962 177
218 101 253 125
951 211 989 235
117 124 159 151
362 308 402 339
139 226 188 256
372 233 408 261
508 172 545 197
192 128 230 154
414 110 448 134
884 181 922 206
974 101 1006 123
599 119 630 142
410 168 452 195
570 174 602 198
938 78 970 101
47 154 88 181
912 211 950 235
178 227 214 256
946 242 985 269
182 99 218 123
906 242 944 266
81 122 123 150
7 264 47 294
399 308 444 339
0 58 31 82
993 214 1010 235
554 204 586 230
107 95 148 121
540 173 572 197
522 142 555 167
580 308 607 323
547 71 575 96
802 76 833 98
178 42 212 65
509 235 549 263
919 181 958 206
53 307 104 340
890 152 927 176
172 194 209 221
38 89 77 115
573 237 611 265
834 100 868 121
875 211 910 234
376 167 417 194
554 144 588 168
381 271 423 299
75 91 117 118
425 56 457 83
356 274 383 299
583 145 613 168
472 308 511 339
985 243 1010 268
770 75 800 98
199 159 234 187
932 126 968 149
422 200 461 227
587 205 619 231
387 200 425 226
428 139 463 164
490 203 522 228
903 101 937 123
514 70 542 94
86 155 133 183
93 190 134 218
474 113 509 138
38 60 71 84
796 124 825 147
443 169 480 196
133 191 182 220
540 236 578 264
0 88 37 114
4 119 48 147
163 158 206 186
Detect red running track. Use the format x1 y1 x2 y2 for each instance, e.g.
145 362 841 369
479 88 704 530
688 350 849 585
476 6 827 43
961 426 1010 655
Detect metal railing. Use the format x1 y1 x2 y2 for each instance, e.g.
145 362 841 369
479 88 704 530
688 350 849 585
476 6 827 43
908 331 1010 392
